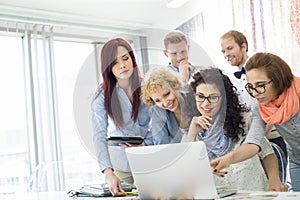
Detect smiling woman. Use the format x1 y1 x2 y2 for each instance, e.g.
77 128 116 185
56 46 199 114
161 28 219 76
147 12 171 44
141 67 199 145
184 67 271 191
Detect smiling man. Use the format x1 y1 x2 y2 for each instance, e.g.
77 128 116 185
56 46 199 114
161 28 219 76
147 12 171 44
218 30 288 191
163 31 195 83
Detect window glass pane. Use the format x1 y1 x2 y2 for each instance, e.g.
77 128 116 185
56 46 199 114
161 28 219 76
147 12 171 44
53 41 103 190
0 35 30 193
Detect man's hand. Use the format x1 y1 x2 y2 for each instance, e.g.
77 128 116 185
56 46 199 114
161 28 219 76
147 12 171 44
178 60 192 83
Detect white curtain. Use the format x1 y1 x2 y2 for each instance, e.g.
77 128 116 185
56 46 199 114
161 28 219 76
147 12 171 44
177 0 300 76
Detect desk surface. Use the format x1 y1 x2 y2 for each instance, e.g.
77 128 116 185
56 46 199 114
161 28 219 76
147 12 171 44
0 192 137 200
0 191 299 200
222 191 300 200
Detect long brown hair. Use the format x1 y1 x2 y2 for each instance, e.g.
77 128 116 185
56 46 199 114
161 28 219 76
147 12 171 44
94 38 142 128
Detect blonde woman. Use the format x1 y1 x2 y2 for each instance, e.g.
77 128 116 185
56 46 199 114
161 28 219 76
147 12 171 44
141 67 199 144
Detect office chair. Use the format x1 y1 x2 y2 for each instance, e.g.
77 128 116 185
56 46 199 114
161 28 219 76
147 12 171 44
269 142 294 191
270 142 287 183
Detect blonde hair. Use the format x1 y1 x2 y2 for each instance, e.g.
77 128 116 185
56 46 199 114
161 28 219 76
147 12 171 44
163 31 188 49
141 67 183 106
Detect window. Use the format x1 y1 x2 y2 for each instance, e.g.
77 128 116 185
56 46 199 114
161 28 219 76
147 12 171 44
53 41 102 190
0 33 104 193
0 35 30 193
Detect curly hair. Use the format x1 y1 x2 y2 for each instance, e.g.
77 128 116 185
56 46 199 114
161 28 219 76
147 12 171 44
141 67 183 106
190 67 248 142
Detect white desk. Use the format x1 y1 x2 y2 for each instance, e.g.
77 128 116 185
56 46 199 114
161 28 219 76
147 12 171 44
0 191 299 199
0 192 138 200
222 191 300 200
0 192 67 200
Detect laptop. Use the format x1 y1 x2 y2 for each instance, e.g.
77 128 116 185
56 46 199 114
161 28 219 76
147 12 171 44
125 141 236 199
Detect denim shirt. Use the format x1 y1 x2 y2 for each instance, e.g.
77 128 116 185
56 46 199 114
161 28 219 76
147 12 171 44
150 106 182 144
274 107 300 164
91 84 152 172
150 90 199 145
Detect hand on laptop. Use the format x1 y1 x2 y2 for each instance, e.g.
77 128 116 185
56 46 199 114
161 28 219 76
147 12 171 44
210 153 232 177
103 168 125 196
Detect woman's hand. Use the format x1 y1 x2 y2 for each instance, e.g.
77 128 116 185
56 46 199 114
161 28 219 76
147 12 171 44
118 140 146 148
191 115 212 131
103 168 125 196
210 152 233 177
186 116 212 141
268 176 288 192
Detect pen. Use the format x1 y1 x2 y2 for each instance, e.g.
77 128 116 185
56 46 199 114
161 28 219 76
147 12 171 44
121 191 138 195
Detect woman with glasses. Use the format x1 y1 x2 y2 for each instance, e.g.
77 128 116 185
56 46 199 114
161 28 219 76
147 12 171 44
244 52 300 191
91 38 152 196
141 67 199 145
183 67 271 190
211 52 299 191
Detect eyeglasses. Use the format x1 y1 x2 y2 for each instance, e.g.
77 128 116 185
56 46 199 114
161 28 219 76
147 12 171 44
195 94 222 103
245 80 273 96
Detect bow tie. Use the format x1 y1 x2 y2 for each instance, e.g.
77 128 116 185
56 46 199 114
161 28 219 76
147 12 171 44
234 67 246 79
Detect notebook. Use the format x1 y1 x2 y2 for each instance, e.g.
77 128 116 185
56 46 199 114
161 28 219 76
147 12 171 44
125 141 236 199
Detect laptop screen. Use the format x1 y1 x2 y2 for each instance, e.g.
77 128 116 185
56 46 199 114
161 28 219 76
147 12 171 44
125 141 219 199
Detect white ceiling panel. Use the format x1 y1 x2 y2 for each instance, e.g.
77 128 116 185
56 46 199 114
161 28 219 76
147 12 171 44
0 0 205 30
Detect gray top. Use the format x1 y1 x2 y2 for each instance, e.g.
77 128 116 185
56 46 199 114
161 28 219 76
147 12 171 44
242 105 265 149
274 107 300 164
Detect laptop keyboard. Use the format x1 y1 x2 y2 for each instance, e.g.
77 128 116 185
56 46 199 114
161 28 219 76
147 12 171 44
216 185 237 198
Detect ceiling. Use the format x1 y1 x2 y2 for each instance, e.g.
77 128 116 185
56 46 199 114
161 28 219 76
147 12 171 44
0 0 205 31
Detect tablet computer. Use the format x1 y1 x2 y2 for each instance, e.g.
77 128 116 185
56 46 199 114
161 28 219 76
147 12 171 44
107 136 144 146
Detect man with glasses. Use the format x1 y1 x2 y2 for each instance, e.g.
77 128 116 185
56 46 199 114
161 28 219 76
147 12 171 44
218 30 288 191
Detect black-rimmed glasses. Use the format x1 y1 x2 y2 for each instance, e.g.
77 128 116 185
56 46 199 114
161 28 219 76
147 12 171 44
195 94 222 103
245 80 273 96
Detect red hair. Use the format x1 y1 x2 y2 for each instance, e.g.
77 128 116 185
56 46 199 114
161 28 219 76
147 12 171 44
95 38 141 128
